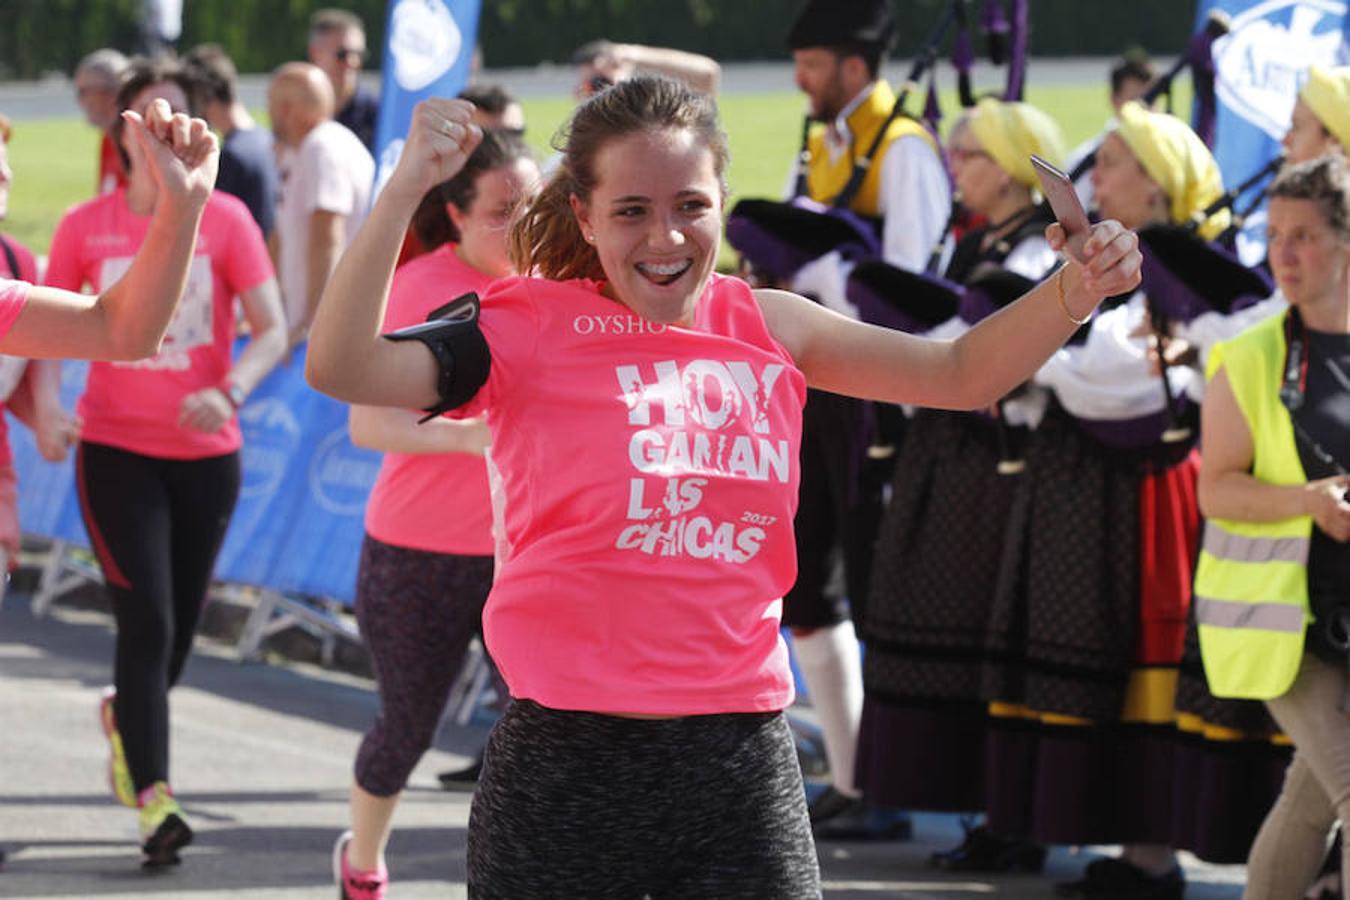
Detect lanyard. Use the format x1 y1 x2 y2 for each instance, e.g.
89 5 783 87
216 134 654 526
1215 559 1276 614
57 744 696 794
1281 308 1350 478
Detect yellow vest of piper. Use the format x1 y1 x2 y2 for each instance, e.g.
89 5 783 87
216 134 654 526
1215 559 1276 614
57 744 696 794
1194 311 1312 699
804 81 937 217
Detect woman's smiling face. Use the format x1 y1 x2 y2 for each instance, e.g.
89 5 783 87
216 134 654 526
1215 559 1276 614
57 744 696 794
570 127 723 326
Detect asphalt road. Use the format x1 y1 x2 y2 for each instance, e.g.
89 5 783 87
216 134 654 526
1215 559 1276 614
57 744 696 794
0 582 1249 899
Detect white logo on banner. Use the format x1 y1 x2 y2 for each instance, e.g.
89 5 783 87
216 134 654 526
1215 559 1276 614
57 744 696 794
1213 0 1347 140
238 398 303 500
390 0 462 91
309 427 380 516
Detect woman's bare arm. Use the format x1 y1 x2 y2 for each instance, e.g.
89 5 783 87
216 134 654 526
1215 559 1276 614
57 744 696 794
349 405 490 455
758 220 1143 410
1198 364 1350 539
306 99 481 409
3 101 218 361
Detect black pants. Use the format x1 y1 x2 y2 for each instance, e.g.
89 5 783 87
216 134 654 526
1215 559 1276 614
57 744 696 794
782 389 886 630
76 441 240 793
353 535 493 796
468 700 821 899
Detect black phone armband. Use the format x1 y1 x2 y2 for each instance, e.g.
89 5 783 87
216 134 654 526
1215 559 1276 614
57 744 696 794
382 291 490 422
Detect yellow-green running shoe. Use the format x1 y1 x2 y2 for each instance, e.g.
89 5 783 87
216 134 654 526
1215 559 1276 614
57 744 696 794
98 688 135 808
138 781 192 868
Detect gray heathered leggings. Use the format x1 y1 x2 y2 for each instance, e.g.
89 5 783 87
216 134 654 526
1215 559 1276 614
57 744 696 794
467 699 822 899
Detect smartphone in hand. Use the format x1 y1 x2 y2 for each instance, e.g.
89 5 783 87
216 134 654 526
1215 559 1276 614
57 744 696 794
1031 154 1091 263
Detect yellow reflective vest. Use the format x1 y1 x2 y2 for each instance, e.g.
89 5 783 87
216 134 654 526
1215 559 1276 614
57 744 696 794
1195 311 1312 699
804 81 937 216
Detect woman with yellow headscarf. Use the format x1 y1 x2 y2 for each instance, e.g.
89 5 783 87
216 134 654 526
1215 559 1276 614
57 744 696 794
850 98 1064 870
976 103 1280 899
1285 65 1350 165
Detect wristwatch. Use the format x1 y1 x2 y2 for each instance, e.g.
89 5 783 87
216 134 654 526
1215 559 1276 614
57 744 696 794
221 380 247 409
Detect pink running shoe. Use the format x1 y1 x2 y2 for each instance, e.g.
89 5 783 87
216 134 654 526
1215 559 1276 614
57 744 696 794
332 830 387 900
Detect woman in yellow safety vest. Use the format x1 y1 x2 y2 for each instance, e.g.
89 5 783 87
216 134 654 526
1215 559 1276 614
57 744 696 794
1196 154 1350 899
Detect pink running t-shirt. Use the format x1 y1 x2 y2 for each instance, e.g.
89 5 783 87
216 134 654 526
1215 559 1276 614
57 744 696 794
45 190 274 459
0 278 28 341
0 256 37 471
454 273 807 715
364 245 495 556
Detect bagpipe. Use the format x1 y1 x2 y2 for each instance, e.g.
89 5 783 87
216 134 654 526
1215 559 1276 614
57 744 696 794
726 0 1028 288
1067 9 1232 184
1131 221 1275 446
847 259 1039 474
1059 10 1281 447
1193 153 1286 252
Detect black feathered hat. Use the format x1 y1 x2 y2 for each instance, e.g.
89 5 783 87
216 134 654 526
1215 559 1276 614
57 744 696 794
787 0 896 52
1136 224 1273 319
846 261 961 333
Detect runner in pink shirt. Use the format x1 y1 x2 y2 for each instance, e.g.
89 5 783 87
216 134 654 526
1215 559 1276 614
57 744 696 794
0 86 217 878
0 112 82 587
44 60 286 870
307 78 1144 899
333 130 540 900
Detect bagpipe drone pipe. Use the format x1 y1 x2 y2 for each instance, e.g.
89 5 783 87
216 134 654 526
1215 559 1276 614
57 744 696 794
1063 224 1274 453
846 260 1037 474
726 0 1029 288
1068 8 1233 185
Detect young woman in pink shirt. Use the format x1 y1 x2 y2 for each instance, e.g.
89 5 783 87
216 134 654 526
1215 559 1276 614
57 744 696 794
307 77 1143 898
332 130 539 900
45 59 286 869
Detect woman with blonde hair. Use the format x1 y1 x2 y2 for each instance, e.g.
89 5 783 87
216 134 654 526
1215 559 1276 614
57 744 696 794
982 103 1270 898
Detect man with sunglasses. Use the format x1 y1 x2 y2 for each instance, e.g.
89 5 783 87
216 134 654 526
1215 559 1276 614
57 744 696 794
308 8 378 152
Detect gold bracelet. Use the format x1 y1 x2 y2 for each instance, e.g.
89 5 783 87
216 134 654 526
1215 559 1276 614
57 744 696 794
1056 266 1092 326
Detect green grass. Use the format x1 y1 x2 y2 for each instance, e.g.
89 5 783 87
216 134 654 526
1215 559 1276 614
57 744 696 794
3 82 1192 263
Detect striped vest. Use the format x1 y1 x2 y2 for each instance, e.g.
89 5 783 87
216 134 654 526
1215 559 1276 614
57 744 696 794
1194 311 1312 699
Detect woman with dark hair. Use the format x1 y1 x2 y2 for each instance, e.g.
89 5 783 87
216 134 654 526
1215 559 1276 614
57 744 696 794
332 129 539 900
980 103 1276 899
1197 155 1350 899
307 76 1141 898
45 58 285 868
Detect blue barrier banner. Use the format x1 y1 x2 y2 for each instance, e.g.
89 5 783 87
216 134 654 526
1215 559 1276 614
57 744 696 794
12 343 381 605
1199 0 1349 263
371 0 482 197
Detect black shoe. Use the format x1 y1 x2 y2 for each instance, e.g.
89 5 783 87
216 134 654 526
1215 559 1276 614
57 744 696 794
930 825 1047 874
437 756 483 791
808 788 913 842
140 812 193 869
1055 858 1185 899
807 786 854 825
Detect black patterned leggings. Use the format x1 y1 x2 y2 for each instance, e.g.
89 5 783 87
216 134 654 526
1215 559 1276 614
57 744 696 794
468 700 822 899
353 534 493 796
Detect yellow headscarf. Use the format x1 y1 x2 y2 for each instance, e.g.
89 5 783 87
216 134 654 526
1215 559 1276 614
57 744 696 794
1300 65 1350 151
1114 101 1229 240
966 97 1067 188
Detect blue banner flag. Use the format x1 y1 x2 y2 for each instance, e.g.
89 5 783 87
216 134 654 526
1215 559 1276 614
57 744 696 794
372 0 482 197
1198 0 1349 262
